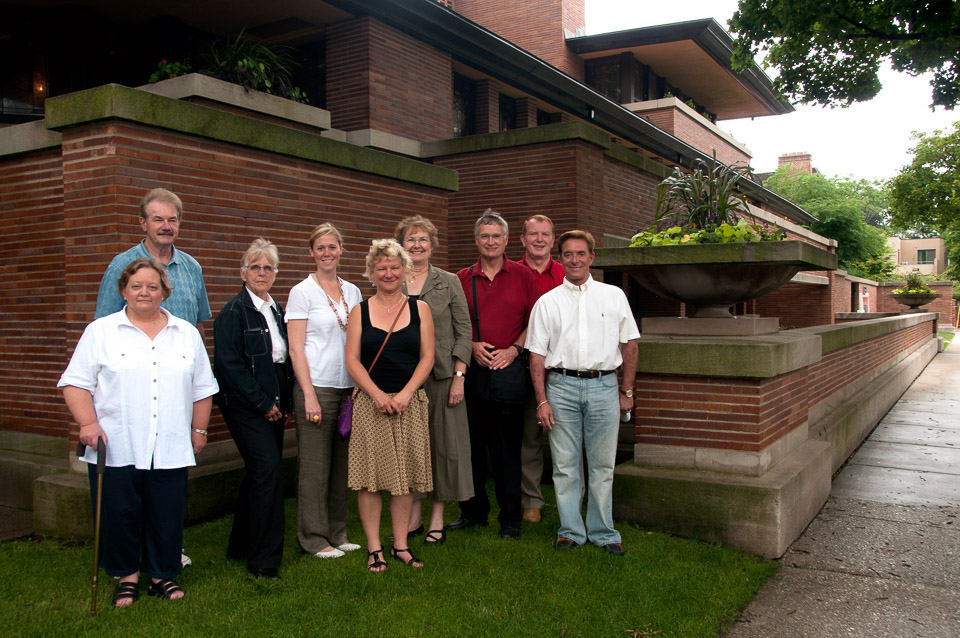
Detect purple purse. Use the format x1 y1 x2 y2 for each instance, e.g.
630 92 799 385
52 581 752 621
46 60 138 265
337 397 353 438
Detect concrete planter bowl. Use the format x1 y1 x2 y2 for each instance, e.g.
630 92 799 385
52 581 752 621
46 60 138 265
593 240 839 318
890 292 941 309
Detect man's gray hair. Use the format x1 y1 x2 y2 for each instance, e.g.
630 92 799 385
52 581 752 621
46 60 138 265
474 208 509 236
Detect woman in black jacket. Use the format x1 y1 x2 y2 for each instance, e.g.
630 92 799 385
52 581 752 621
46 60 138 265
213 238 293 580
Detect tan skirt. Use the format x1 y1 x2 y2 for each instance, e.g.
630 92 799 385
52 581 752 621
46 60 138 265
347 388 433 496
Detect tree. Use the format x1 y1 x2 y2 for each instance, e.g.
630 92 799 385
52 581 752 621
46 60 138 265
729 0 960 109
890 122 960 280
764 166 889 270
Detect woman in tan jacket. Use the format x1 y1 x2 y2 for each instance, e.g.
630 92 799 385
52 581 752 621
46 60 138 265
395 215 474 544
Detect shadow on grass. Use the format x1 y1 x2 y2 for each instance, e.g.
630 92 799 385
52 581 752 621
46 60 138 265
0 484 776 637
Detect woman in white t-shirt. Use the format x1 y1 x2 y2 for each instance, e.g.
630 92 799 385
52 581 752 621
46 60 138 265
286 223 363 559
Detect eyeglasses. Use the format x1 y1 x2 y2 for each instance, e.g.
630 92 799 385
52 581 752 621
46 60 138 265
404 236 431 245
246 265 276 274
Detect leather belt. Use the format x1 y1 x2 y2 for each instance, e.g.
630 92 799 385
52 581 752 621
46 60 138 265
550 368 615 379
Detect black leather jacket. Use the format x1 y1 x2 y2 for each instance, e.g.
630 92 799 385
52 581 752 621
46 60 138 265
213 287 293 415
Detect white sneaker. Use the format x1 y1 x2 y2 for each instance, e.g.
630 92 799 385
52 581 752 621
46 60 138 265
181 552 192 567
314 548 345 559
337 542 361 552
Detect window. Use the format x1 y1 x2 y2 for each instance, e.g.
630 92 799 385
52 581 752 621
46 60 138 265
499 93 516 131
585 56 621 102
453 73 476 137
917 249 936 264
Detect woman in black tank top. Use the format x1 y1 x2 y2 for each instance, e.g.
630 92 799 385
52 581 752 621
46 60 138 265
344 239 436 572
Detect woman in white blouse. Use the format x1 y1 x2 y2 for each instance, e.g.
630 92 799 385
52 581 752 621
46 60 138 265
59 257 218 607
286 223 362 559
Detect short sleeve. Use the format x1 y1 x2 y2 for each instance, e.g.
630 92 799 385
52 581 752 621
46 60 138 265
94 261 124 320
524 296 551 357
285 281 310 321
58 323 101 392
190 328 219 401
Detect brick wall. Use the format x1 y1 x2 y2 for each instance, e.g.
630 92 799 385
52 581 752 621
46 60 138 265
435 138 660 270
753 278 833 329
3 122 449 441
0 149 65 437
326 17 453 141
634 369 810 452
639 106 750 167
452 0 585 81
633 320 932 452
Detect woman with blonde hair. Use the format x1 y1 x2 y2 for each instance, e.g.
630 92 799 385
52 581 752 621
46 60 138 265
345 239 435 572
287 223 362 559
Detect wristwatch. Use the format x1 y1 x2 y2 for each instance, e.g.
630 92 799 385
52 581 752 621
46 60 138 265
622 389 634 398
512 344 524 355
454 370 466 378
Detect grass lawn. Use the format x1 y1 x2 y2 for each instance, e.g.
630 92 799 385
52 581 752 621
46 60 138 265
0 486 776 637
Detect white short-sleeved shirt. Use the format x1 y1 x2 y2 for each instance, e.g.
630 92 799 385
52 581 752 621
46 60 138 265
525 275 640 371
285 275 362 389
58 309 219 470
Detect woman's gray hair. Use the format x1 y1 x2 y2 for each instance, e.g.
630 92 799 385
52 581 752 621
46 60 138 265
363 238 412 281
474 208 508 236
241 237 280 271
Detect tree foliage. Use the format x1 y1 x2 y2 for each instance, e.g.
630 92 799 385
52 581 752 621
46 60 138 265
890 121 960 235
764 166 889 270
729 0 960 109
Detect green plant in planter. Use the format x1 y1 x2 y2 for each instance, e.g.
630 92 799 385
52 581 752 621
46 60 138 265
892 272 934 294
630 157 785 247
148 30 309 103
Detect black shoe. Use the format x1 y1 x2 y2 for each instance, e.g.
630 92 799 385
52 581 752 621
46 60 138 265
251 567 280 580
602 542 625 556
555 537 579 550
498 525 521 539
446 518 487 531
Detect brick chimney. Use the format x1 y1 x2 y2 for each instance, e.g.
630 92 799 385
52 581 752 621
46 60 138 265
778 152 813 175
449 0 585 80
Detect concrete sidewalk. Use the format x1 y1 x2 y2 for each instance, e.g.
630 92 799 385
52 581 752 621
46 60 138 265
726 349 960 637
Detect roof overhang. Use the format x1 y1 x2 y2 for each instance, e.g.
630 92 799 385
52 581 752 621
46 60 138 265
566 19 793 121
10 0 812 224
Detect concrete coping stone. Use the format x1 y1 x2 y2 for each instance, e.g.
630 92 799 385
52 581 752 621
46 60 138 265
0 120 62 158
41 84 458 191
795 312 937 355
637 330 822 378
136 73 332 130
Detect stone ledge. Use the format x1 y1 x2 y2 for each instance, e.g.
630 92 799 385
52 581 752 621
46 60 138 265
637 331 822 378
137 73 331 130
421 121 610 157
0 120 62 158
614 438 832 558
796 313 937 354
43 84 458 192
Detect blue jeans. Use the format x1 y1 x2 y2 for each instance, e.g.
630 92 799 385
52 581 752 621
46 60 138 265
546 371 621 546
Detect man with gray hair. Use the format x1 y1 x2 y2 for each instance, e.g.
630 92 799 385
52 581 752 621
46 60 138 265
452 210 539 539
95 187 212 332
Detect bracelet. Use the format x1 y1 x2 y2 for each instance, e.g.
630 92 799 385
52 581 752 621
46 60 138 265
536 400 548 410
192 428 208 436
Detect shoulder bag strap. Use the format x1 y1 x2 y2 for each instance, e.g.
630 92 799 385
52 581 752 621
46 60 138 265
471 272 481 342
367 298 406 374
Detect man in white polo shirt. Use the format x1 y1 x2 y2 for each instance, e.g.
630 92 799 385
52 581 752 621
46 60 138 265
525 230 639 555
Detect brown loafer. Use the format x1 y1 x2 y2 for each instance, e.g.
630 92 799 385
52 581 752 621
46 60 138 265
522 508 541 523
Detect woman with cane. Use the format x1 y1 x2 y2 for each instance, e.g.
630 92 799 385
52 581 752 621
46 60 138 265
60 257 218 607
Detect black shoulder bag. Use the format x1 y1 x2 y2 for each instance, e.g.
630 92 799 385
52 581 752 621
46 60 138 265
471 274 531 404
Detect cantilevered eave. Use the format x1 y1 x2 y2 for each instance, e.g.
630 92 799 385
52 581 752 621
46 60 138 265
323 0 815 225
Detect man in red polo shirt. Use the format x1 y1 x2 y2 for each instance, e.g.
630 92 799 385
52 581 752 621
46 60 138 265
450 210 539 539
518 215 565 524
